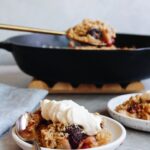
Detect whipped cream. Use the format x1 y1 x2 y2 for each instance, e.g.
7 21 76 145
41 99 102 135
141 91 150 100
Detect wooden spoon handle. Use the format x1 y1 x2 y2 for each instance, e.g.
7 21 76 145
0 24 66 35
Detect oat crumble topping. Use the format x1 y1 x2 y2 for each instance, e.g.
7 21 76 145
67 19 116 46
19 109 111 149
116 94 150 120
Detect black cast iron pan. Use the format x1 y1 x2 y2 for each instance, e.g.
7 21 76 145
0 33 150 85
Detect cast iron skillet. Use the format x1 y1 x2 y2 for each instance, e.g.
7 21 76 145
0 33 150 85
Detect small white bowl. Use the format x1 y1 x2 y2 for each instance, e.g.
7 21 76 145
107 93 150 132
12 116 126 150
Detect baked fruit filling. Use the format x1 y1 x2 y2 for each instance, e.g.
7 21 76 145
116 91 150 120
19 99 111 149
67 19 116 46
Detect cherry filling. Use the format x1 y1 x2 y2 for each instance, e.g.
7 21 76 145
87 28 102 40
102 37 115 46
127 102 142 114
87 28 115 46
66 125 87 149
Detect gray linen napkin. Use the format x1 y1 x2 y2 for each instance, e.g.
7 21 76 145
0 83 48 136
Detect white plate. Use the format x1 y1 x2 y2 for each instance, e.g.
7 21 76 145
12 116 126 150
107 93 150 132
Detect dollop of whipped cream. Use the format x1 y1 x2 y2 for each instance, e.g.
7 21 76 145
141 91 150 100
41 99 102 135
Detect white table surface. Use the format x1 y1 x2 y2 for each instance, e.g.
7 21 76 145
0 65 150 150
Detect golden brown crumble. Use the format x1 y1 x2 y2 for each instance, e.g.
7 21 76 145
67 19 116 46
38 123 69 148
116 94 150 120
19 110 111 149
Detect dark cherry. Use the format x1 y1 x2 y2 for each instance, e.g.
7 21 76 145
87 28 102 39
66 125 87 149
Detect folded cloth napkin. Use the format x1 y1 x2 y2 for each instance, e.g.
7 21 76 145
0 83 48 136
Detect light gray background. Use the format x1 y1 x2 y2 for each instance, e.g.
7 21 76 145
0 0 150 65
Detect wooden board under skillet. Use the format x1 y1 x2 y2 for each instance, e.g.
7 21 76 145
28 80 144 94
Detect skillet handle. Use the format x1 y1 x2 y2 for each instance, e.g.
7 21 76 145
0 42 13 52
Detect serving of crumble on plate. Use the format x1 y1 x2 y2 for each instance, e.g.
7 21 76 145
12 99 126 150
108 92 150 132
